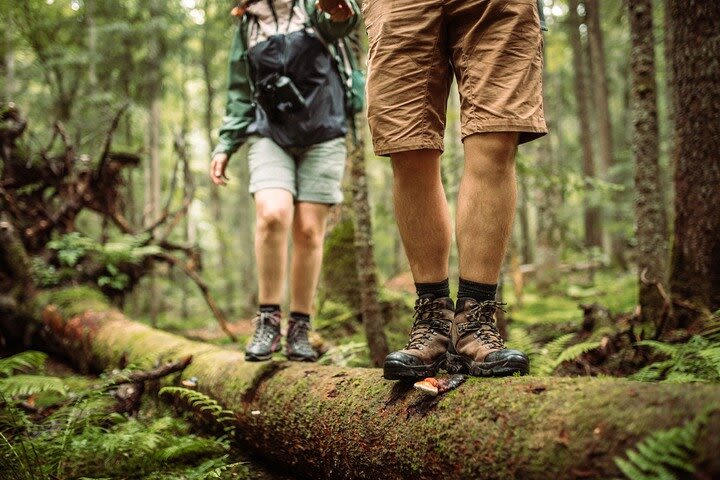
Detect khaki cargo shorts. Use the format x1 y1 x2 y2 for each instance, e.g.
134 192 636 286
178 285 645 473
247 135 346 205
363 0 547 156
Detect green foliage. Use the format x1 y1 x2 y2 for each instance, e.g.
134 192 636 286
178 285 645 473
0 375 67 398
615 409 712 480
0 352 47 378
631 336 720 383
159 387 236 438
47 232 161 291
318 341 370 367
0 361 247 480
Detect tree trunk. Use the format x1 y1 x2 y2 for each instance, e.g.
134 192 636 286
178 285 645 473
567 0 603 250
667 0 720 328
350 140 390 367
9 287 720 480
202 10 236 316
349 28 389 367
628 0 669 330
585 0 627 268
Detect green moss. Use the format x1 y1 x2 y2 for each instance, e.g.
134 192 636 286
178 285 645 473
39 286 110 318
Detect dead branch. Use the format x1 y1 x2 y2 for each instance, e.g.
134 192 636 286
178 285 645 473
96 103 130 177
640 267 672 338
106 355 193 388
153 252 237 343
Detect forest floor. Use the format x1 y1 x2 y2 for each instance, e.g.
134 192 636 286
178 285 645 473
1 269 651 479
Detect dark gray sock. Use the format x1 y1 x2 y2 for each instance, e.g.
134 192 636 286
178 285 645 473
415 279 450 299
290 311 311 323
457 278 497 305
259 304 281 314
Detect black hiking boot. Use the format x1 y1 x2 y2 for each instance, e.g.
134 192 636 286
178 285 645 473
285 317 318 362
245 311 282 361
383 296 454 381
447 299 529 377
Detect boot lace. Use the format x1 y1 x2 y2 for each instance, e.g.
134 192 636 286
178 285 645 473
405 297 441 350
251 312 278 345
464 301 506 350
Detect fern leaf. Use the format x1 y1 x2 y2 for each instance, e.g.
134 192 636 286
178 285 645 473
0 351 47 378
614 410 711 480
635 340 679 358
0 375 67 397
555 340 601 366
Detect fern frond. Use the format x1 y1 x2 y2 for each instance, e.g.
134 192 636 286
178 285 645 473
635 340 679 358
542 333 576 358
0 375 67 397
198 460 248 479
159 387 236 436
156 436 226 463
555 340 601 366
0 352 47 378
614 409 711 480
697 346 720 377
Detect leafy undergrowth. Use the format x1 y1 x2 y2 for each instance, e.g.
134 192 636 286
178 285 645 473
0 351 261 480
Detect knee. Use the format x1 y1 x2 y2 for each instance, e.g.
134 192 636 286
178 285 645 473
464 133 518 180
391 149 442 186
293 220 324 250
256 204 293 234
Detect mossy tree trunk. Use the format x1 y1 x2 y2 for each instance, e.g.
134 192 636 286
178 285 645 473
7 287 720 480
628 0 669 330
667 0 720 329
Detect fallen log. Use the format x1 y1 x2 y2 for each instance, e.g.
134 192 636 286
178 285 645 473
17 287 720 479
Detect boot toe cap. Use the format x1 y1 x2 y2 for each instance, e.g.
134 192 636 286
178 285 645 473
384 351 424 367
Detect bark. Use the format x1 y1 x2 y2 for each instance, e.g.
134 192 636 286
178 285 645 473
667 0 720 328
349 29 389 367
10 287 720 480
567 0 602 250
350 140 389 367
628 0 669 331
585 0 628 268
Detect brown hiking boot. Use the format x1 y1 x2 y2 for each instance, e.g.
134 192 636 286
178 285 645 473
383 296 454 380
447 299 529 377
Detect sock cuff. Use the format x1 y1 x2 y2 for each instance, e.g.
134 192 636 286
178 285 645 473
289 311 311 322
415 278 451 299
259 304 281 313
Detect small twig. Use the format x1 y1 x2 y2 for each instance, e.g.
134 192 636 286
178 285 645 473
106 355 193 388
640 268 672 339
152 252 237 343
96 103 130 177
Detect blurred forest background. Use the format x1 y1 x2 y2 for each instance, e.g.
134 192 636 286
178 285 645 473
1 0 719 478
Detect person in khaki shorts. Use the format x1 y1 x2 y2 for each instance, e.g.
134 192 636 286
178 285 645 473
364 0 548 380
210 0 359 363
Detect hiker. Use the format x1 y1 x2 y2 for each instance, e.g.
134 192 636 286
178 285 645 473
364 0 548 379
210 0 359 362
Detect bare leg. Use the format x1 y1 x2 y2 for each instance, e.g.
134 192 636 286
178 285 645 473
390 149 452 283
457 132 518 284
290 201 331 314
254 188 295 305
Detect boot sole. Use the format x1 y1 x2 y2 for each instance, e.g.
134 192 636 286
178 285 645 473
446 352 529 377
285 353 318 362
383 358 446 381
245 346 281 362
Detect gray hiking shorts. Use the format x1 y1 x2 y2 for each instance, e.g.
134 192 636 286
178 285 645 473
247 135 346 205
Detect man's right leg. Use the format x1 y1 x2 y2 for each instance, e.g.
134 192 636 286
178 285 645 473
382 150 455 380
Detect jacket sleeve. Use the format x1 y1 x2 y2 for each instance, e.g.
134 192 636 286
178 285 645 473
212 24 255 157
307 0 361 42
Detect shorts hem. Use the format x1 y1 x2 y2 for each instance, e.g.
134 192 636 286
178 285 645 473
373 139 445 157
295 194 343 206
462 119 548 144
249 183 297 198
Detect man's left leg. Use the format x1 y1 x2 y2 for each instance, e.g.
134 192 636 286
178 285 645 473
448 132 529 376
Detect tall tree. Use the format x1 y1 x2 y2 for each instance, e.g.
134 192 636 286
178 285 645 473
350 29 389 367
667 0 720 329
567 0 603 250
628 0 668 328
